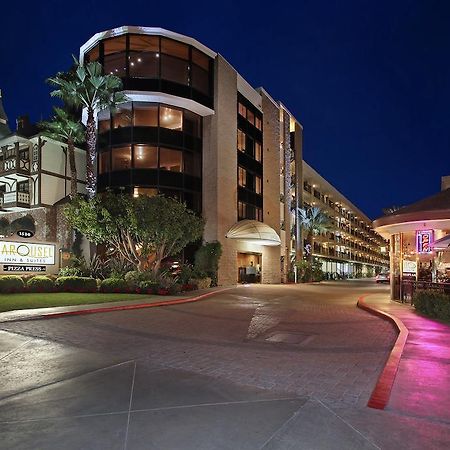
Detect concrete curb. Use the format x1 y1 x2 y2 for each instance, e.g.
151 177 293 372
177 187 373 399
357 294 409 410
28 288 233 321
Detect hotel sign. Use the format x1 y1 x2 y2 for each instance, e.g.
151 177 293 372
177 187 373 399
416 230 433 254
0 241 56 265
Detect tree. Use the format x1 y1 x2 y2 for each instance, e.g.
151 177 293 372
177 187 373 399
40 107 85 198
297 206 332 280
48 58 126 198
64 193 204 272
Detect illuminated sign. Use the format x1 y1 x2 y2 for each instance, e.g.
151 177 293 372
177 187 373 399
416 230 433 254
4 265 46 272
0 241 55 265
402 260 417 274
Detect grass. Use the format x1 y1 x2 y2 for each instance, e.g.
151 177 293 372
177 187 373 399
0 292 150 313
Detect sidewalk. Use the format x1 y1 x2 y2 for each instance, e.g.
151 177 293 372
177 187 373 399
363 294 450 423
0 286 232 323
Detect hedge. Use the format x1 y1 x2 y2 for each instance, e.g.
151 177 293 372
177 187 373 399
138 281 159 294
54 276 97 293
0 275 25 293
413 290 450 321
100 277 129 293
27 276 54 293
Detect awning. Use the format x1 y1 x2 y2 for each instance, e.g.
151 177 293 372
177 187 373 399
432 234 450 250
225 220 281 246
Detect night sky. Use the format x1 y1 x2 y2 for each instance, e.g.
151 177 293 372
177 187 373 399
2 0 449 219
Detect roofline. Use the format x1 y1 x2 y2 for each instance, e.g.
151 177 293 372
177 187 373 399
79 26 217 62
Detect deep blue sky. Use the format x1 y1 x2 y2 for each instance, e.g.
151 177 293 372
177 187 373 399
2 0 449 219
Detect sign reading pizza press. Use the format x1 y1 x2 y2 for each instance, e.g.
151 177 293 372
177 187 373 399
0 241 56 265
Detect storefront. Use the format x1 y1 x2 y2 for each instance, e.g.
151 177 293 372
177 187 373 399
373 186 450 300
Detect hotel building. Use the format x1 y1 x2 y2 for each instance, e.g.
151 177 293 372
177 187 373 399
0 26 388 280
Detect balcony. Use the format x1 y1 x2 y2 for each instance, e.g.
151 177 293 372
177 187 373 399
0 191 31 210
0 157 30 175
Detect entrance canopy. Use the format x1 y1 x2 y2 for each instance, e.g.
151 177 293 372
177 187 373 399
433 234 450 250
226 220 281 246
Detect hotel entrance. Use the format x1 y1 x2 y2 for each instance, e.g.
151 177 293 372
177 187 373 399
237 252 261 283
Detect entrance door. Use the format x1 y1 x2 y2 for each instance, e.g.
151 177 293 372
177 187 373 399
237 252 262 283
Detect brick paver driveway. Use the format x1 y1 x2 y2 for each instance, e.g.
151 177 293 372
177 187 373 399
0 280 448 449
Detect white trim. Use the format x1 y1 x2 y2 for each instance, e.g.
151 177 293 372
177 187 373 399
257 87 279 109
79 26 217 62
237 75 262 112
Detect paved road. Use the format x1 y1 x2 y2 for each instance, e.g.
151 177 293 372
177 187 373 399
0 281 448 449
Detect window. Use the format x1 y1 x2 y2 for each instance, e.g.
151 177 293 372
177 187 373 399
129 35 160 78
255 116 262 130
86 45 99 62
192 65 210 95
99 151 110 174
133 187 158 198
103 36 127 77
237 130 246 152
192 49 210 71
98 118 110 133
159 148 182 172
134 145 158 169
112 104 132 128
184 151 201 177
159 106 183 131
246 109 255 126
111 146 131 171
238 201 246 220
245 135 254 157
183 110 201 137
255 141 262 162
238 103 246 117
134 104 158 127
161 38 189 60
238 167 246 187
160 54 189 85
255 176 262 194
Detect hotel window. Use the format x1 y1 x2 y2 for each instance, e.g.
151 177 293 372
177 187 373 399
159 106 183 131
238 201 246 220
238 167 246 187
134 145 158 169
159 148 182 172
129 35 160 78
256 207 263 222
98 117 110 134
160 38 189 85
238 103 246 117
103 36 127 77
99 150 110 174
133 187 158 197
255 141 262 162
111 146 131 171
245 135 254 158
134 104 158 127
255 176 262 194
184 151 201 177
192 65 210 95
112 104 132 128
86 45 99 62
255 116 262 130
237 130 246 152
246 109 255 126
183 110 201 137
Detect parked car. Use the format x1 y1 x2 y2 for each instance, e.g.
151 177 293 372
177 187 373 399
375 272 390 284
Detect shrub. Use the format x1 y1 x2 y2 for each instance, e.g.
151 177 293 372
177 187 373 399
55 276 97 293
177 264 195 285
169 283 182 295
100 277 129 293
138 281 159 294
194 242 222 286
413 290 450 320
190 277 212 290
58 266 83 277
27 276 54 292
124 270 155 289
0 275 25 293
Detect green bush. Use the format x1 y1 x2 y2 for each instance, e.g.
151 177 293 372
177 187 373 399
55 276 97 293
413 290 450 320
27 276 54 292
100 277 129 293
138 281 159 294
0 275 25 293
58 266 83 277
190 277 212 290
194 242 222 286
124 270 154 289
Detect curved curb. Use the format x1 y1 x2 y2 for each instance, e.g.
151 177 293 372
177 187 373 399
33 288 233 321
357 294 409 410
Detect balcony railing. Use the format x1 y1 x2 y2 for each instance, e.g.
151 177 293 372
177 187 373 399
1 191 30 207
0 157 30 174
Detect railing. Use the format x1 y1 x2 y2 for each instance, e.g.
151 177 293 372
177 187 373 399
2 191 30 205
401 280 450 304
0 158 30 173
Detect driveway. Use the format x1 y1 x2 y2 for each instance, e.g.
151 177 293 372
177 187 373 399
0 281 448 449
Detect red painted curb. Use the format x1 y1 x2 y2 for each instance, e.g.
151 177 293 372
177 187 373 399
37 288 233 320
357 294 409 410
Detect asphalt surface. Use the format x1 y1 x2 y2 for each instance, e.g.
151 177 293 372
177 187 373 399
0 280 449 449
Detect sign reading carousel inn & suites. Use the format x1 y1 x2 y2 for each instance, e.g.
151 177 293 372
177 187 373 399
0 241 56 271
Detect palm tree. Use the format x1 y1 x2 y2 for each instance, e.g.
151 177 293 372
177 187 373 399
297 206 332 279
40 107 84 199
47 58 126 198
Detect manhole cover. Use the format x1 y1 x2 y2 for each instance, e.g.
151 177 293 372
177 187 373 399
265 332 313 345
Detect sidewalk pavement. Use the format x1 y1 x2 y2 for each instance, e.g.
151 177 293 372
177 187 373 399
363 294 450 423
0 286 231 323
